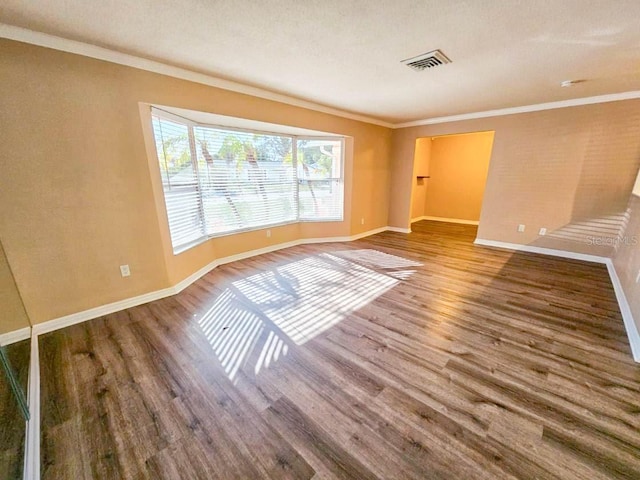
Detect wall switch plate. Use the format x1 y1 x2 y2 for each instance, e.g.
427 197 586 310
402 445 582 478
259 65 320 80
636 270 640 284
361 217 365 225
539 227 547 236
266 229 271 238
517 224 526 233
120 265 131 277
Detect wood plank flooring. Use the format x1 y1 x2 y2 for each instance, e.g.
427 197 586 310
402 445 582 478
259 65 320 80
0 339 30 480
40 221 640 479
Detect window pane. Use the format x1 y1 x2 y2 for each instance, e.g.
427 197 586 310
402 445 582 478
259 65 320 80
194 126 297 235
151 116 205 252
297 139 344 220
151 112 346 253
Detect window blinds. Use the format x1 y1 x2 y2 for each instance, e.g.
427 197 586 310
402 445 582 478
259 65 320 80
297 139 343 221
151 111 344 253
152 116 206 250
193 125 297 236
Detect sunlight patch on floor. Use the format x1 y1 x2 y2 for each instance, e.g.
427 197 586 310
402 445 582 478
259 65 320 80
197 249 421 381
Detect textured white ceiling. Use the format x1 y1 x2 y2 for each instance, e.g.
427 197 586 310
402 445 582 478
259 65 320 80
2 0 640 123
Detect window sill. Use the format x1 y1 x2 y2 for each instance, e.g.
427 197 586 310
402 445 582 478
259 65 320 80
172 217 345 255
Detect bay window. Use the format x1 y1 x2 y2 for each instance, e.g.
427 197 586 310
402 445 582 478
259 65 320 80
151 109 345 253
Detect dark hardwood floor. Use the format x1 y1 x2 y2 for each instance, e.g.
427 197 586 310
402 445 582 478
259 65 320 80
0 339 30 480
40 221 640 479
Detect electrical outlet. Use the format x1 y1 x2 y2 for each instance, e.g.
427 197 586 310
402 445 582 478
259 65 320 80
266 229 271 238
539 227 547 236
361 217 365 225
517 224 526 233
120 264 131 277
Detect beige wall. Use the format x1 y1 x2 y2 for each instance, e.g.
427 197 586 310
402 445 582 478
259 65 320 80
422 132 493 222
0 39 392 325
390 100 640 255
0 241 30 336
4 37 640 336
613 194 640 335
410 137 431 220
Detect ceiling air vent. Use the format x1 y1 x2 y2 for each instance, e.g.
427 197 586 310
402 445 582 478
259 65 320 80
402 49 451 71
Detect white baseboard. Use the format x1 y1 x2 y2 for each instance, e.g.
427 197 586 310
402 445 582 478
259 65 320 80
474 238 638 363
28 226 392 337
23 332 40 480
32 286 176 336
386 226 412 233
16 226 639 480
606 260 640 362
473 238 609 264
20 229 640 358
17 224 394 480
25 229 622 339
0 327 31 346
350 226 389 240
168 227 390 295
412 216 480 225
171 240 301 294
13 226 640 480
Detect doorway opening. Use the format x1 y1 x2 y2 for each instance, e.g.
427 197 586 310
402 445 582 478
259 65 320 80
410 131 495 230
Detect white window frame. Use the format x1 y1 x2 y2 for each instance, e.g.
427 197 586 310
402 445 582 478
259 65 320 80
296 136 345 222
151 108 345 254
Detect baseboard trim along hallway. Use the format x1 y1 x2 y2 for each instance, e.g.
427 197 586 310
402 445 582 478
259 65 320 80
411 216 480 225
474 237 640 363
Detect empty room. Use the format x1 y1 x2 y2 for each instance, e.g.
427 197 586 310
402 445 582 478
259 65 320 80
1 1 640 479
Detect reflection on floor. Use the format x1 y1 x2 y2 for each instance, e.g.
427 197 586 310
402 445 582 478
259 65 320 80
197 250 421 380
0 340 30 480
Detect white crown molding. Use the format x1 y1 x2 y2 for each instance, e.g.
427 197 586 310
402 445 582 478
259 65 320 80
395 91 640 128
6 24 639 131
0 24 393 129
0 327 31 346
412 216 479 225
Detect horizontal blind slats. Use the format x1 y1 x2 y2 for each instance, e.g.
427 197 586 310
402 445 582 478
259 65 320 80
152 116 204 251
193 125 296 235
297 138 344 220
151 114 344 253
